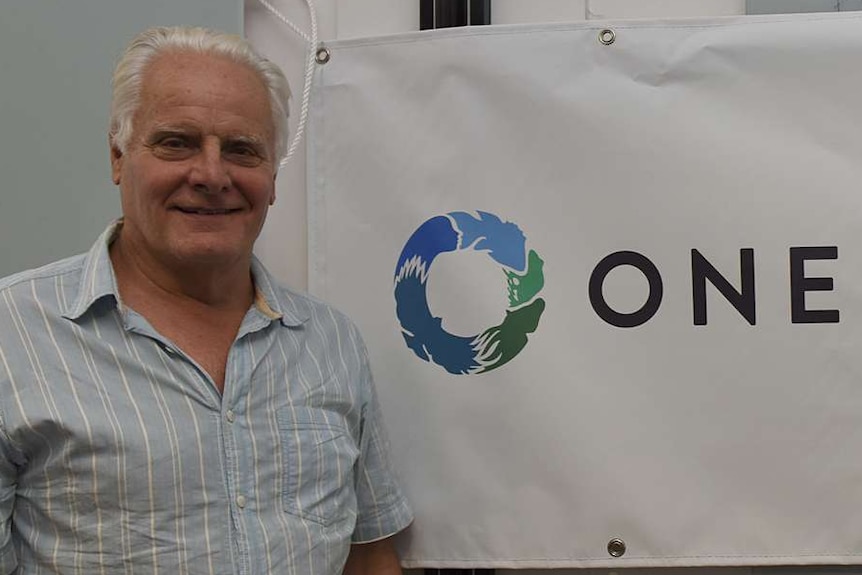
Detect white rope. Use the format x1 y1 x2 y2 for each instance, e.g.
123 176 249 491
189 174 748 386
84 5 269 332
256 0 312 43
255 0 319 166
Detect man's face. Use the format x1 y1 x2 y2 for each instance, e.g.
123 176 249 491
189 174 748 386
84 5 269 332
111 51 277 270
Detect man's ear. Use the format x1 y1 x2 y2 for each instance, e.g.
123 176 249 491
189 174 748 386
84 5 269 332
110 138 123 185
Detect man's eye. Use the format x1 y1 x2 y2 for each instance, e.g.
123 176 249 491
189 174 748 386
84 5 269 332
147 136 196 159
225 144 264 166
160 138 189 149
226 144 256 156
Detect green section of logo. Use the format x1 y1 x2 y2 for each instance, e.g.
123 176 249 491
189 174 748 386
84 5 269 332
505 250 545 307
474 298 546 373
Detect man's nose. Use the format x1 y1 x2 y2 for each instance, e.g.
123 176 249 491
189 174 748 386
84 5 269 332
189 140 230 193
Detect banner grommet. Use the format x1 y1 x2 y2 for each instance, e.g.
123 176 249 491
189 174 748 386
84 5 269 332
599 29 616 45
608 538 626 557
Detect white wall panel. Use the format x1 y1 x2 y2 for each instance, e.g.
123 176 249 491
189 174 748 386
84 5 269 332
336 0 419 38
246 0 337 291
747 0 838 14
493 0 587 24
588 0 745 19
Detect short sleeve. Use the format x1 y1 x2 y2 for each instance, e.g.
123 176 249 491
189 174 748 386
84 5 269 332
0 405 19 574
351 335 413 543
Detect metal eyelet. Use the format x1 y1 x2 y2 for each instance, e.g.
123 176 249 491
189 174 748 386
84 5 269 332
599 28 616 46
607 538 626 557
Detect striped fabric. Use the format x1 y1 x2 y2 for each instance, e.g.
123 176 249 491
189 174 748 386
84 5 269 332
0 222 413 575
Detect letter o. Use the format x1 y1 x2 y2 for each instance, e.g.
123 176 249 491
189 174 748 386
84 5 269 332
589 251 663 328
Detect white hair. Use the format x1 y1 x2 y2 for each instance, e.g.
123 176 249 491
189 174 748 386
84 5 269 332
110 26 291 163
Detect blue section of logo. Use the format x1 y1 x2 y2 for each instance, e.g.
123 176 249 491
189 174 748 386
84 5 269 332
394 273 482 375
395 215 458 274
449 211 527 271
394 214 480 374
394 211 545 376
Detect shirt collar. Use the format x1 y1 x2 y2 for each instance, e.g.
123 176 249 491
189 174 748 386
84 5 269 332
63 220 123 321
249 256 308 327
63 220 309 327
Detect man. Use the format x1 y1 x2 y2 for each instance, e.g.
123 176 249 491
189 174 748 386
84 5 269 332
0 26 412 574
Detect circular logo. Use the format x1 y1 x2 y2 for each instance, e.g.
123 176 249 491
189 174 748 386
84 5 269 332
394 211 545 375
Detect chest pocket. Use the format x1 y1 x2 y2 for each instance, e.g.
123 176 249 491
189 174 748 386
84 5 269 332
277 406 360 525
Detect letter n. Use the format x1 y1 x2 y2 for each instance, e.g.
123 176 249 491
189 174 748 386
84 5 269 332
691 248 755 326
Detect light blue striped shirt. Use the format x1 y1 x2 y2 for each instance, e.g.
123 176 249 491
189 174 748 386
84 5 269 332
0 223 412 575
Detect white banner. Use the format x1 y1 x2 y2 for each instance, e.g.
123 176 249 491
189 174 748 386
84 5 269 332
304 13 862 569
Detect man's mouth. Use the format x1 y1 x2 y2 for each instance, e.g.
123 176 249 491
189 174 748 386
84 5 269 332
175 207 240 215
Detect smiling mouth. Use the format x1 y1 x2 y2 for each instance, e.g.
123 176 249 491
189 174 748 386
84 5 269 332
175 207 240 215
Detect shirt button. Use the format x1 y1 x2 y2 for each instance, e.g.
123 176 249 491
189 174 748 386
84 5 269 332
226 410 236 423
236 495 247 509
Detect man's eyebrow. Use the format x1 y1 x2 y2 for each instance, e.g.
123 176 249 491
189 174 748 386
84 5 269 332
224 134 266 147
146 126 200 139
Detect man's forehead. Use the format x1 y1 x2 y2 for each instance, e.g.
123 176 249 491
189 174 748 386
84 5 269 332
140 51 269 100
135 51 274 136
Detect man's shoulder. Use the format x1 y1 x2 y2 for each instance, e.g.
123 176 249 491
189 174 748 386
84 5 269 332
0 255 88 376
252 258 360 334
273 283 358 332
0 254 87 296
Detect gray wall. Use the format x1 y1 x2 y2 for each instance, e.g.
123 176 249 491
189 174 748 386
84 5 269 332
0 1 242 278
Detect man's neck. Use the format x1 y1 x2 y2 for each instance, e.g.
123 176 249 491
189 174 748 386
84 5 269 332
109 233 255 314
